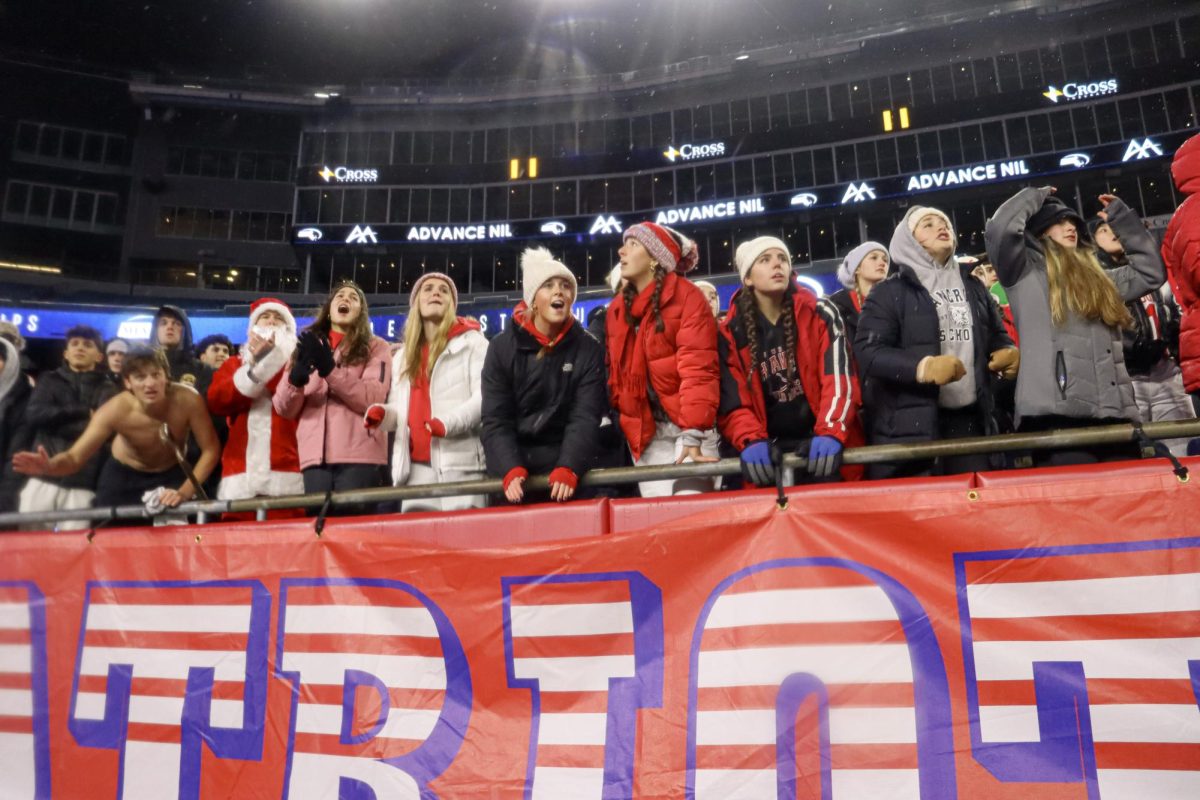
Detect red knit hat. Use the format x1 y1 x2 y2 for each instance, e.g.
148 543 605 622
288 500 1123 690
409 272 459 309
248 297 296 335
623 222 699 274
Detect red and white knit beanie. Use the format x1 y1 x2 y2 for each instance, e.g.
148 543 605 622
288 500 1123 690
623 222 699 274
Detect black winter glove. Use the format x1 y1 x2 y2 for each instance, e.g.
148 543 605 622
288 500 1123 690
293 329 317 366
288 357 313 388
310 334 336 378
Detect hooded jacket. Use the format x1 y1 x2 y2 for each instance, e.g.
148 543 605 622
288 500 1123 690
718 283 860 449
153 305 208 385
0 339 33 512
855 217 1012 450
605 271 720 459
22 365 114 491
986 187 1164 423
1097 248 1178 376
373 318 490 486
1162 132 1200 392
480 307 607 480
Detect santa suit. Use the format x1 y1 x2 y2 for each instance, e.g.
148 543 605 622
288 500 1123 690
207 302 304 502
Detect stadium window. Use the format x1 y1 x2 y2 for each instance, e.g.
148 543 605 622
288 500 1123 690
190 207 211 239
1181 15 1200 59
809 221 835 261
973 59 998 97
508 184 530 218
606 178 632 213
732 160 754 197
807 88 829 123
365 188 388 222
773 153 795 191
793 150 814 187
1129 27 1156 68
156 205 175 236
430 131 452 164
429 188 450 222
908 71 933 108
1118 98 1146 139
1106 33 1133 73
229 209 249 241
1005 118 1031 157
888 75 912 109
632 174 653 211
346 132 369 163
828 83 851 120
554 181 577 216
868 77 891 115
1094 101 1122 143
216 151 236 179
248 211 268 242
14 121 39 154
833 213 861 255
786 90 808 126
174 206 195 238
692 105 713 140
212 209 231 240
849 82 872 118
1140 93 1169 134
812 148 834 185
451 130 472 165
675 168 696 204
730 99 750 136
960 125 984 163
1027 114 1053 153
392 131 413 165
1039 47 1063 87
1082 36 1110 74
764 95 786 131
342 188 366 223
412 131 434 165
318 191 341 224
1165 88 1193 131
951 63 974 101
94 194 118 227
60 129 82 161
299 132 321 165
699 166 720 202
876 139 899 177
1070 107 1099 147
509 126 532 159
72 192 94 226
409 188 431 223
368 131 392 164
485 185 507 221
1016 50 1042 90
389 189 410 223
834 145 857 183
653 172 675 207
917 132 942 170
1140 170 1178 217
752 156 773 193
530 183 553 218
995 54 1020 94
1061 42 1086 76
895 135 919 173
981 121 1007 160
1049 111 1075 151
854 142 876 180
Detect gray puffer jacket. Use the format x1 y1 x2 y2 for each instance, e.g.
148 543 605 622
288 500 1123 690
985 187 1164 424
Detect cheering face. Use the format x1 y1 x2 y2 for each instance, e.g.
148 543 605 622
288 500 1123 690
857 250 890 286
200 342 231 369
1045 220 1079 250
971 263 998 288
1093 222 1123 256
745 248 792 294
156 315 183 347
418 278 454 323
64 337 102 371
618 238 655 284
330 286 363 328
534 277 575 327
913 214 954 263
256 309 287 329
123 364 168 406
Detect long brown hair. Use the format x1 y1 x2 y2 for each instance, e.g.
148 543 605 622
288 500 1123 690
735 287 798 390
1042 238 1133 329
621 265 667 333
308 280 374 366
402 287 456 381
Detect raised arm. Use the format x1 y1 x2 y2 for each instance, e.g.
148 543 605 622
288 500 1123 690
1102 196 1166 302
985 186 1052 287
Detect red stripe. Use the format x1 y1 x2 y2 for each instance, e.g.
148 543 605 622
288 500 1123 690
510 582 631 605
75 674 246 701
511 633 634 660
0 673 32 690
125 722 182 744
83 630 249 651
0 630 31 645
534 744 607 769
694 744 774 770
0 589 32 604
700 621 908 651
285 585 425 608
963 552 1196 585
1095 742 1200 771
0 716 33 733
89 586 254 606
970 611 1200 643
282 632 443 658
720 568 875 594
538 691 612 713
695 744 919 771
297 684 446 711
697 683 915 711
291 731 422 757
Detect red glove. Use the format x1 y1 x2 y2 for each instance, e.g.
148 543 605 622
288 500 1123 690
364 405 386 428
427 418 446 437
548 467 578 490
503 467 529 492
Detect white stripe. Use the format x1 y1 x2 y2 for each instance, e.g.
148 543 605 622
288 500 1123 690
972 638 1200 681
530 766 604 800
284 604 439 638
817 299 852 432
696 708 917 746
695 768 775 800
0 688 33 717
123 741 180 800
0 644 31 673
1097 769 1200 799
85 603 252 633
706 586 898 627
538 712 608 745
0 603 30 630
966 573 1200 619
512 655 636 692
509 602 633 637
831 768 921 799
293 702 440 741
980 703 1200 744
0 732 36 799
698 644 914 687
281 652 446 690
74 692 244 728
78 647 247 682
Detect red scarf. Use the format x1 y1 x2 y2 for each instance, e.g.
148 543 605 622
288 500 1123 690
610 280 659 419
512 302 573 351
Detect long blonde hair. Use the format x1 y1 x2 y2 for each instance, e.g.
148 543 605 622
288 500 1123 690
402 294 456 382
1042 238 1133 329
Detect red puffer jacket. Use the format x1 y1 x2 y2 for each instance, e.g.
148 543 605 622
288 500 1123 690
606 272 720 459
1163 132 1200 392
717 285 864 478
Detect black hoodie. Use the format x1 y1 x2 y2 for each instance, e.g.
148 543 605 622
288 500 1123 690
153 305 212 396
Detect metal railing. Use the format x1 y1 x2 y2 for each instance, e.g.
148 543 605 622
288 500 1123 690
1 419 1196 531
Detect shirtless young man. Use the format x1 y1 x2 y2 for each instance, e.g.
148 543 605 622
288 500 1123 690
13 346 220 509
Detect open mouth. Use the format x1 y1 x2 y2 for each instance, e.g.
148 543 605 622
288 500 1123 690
550 299 566 311
336 303 350 314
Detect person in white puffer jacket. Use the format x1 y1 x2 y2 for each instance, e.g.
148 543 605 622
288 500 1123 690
365 272 489 511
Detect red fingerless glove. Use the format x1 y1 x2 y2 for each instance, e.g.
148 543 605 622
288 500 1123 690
427 418 446 437
548 467 578 490
503 467 528 492
364 405 386 428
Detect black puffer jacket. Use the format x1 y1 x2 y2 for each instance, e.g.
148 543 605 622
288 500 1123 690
481 318 608 479
827 288 863 352
854 263 1013 449
0 339 32 513
153 305 213 395
23 366 115 491
1099 249 1180 376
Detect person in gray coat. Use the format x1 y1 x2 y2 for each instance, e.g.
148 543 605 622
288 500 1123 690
985 187 1165 465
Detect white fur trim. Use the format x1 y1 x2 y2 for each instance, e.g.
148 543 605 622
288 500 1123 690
217 469 304 501
233 363 266 399
249 302 296 335
251 344 290 386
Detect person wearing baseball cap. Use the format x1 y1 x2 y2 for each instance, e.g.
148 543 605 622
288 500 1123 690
718 236 862 487
987 186 1166 466
481 247 607 504
605 221 720 496
365 273 490 512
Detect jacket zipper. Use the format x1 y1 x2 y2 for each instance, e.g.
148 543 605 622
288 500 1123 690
1055 350 1068 398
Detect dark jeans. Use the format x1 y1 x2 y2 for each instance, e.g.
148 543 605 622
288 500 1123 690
95 459 187 508
1019 415 1141 467
865 404 990 480
302 463 386 516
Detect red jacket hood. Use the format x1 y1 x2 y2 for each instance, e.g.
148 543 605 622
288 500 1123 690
1172 132 1200 196
448 316 481 339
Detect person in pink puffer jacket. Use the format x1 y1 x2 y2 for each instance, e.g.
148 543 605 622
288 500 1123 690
273 281 391 503
1162 131 1200 412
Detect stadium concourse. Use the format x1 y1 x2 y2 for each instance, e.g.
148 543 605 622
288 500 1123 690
2 1 1200 797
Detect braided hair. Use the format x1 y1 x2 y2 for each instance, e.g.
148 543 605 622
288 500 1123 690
621 264 667 332
736 286 798 390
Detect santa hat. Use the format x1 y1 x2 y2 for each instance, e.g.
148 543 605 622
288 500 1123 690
906 206 955 240
409 272 459 309
837 241 889 289
623 222 699 274
521 247 578 307
248 298 296 335
734 236 791 282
